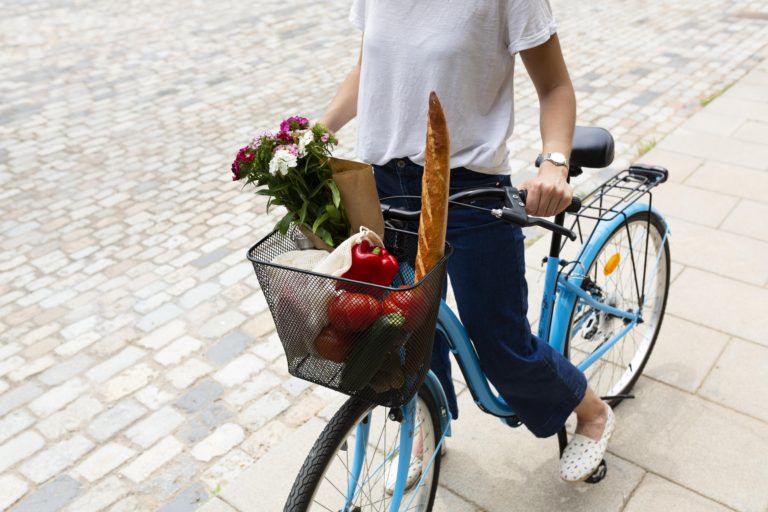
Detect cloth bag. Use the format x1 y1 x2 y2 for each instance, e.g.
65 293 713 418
313 226 384 277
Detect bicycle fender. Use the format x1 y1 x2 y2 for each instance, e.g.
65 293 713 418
575 203 668 275
421 370 452 437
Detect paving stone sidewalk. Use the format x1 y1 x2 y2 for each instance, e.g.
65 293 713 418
0 0 767 511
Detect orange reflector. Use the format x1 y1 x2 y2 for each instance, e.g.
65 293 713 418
604 253 621 276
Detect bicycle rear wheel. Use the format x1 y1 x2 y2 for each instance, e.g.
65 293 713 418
565 210 670 406
285 387 442 511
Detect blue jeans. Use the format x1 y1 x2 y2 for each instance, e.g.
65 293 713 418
374 158 587 438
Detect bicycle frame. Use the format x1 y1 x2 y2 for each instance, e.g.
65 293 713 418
344 201 669 510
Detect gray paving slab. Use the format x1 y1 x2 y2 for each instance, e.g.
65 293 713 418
721 199 768 243
197 496 238 512
658 129 768 171
623 473 733 512
667 268 768 347
432 486 483 512
698 338 768 423
437 393 646 512
684 161 768 203
664 217 768 286
218 417 326 511
643 315 730 394
652 182 740 228
611 377 768 512
13 474 81 512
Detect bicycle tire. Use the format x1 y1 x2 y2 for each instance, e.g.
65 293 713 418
284 387 442 511
565 210 670 407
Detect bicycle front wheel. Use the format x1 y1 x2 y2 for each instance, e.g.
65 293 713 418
565 210 670 406
285 387 442 512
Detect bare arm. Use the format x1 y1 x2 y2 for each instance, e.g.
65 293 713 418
317 36 364 133
518 34 577 217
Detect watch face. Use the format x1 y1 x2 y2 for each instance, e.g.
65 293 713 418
548 153 567 165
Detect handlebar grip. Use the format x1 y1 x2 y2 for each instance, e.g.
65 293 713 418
518 189 581 214
566 196 581 214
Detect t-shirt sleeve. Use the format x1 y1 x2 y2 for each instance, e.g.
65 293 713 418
506 0 558 55
349 0 366 31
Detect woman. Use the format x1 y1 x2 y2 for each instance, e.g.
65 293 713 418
317 0 613 483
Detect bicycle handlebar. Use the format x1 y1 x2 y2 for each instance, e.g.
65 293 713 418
380 186 579 241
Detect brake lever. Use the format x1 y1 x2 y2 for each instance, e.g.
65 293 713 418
527 217 578 241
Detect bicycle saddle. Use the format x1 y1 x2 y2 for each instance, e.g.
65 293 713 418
570 126 615 169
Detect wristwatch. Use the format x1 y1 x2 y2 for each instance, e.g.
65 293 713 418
536 152 569 168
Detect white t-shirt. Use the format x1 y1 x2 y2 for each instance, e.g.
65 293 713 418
350 0 557 174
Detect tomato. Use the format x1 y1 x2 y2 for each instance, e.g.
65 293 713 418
314 325 354 363
327 292 383 332
382 285 430 331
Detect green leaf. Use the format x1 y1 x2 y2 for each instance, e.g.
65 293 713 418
269 181 292 194
325 204 342 221
329 180 341 208
275 211 293 234
297 202 308 226
316 226 334 247
311 212 329 233
308 179 329 199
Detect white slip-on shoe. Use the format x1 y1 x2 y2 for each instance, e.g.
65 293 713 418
384 454 423 495
560 406 615 483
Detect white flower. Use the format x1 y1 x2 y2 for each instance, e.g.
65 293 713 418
297 130 315 157
269 149 298 176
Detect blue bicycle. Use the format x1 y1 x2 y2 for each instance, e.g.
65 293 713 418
264 126 671 511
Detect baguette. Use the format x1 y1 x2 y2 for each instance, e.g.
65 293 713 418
414 91 450 282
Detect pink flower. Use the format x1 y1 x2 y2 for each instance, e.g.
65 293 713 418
250 131 274 149
231 146 255 181
321 133 330 143
284 144 299 156
280 116 310 133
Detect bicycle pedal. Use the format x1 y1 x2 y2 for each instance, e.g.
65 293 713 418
584 459 607 484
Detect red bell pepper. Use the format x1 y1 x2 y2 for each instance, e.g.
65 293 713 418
338 240 399 292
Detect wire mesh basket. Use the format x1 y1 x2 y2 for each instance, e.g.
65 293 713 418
247 225 451 407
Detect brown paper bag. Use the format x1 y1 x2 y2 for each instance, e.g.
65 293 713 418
300 157 385 251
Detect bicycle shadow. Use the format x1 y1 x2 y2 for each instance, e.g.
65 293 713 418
436 391 644 511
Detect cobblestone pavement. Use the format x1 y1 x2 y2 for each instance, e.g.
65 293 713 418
1 0 767 510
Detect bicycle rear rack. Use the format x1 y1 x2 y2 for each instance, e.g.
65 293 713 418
561 164 668 272
573 164 667 223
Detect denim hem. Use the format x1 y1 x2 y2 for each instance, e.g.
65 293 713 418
531 371 588 438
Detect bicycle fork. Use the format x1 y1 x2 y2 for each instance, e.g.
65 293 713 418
342 400 417 512
343 397 448 511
